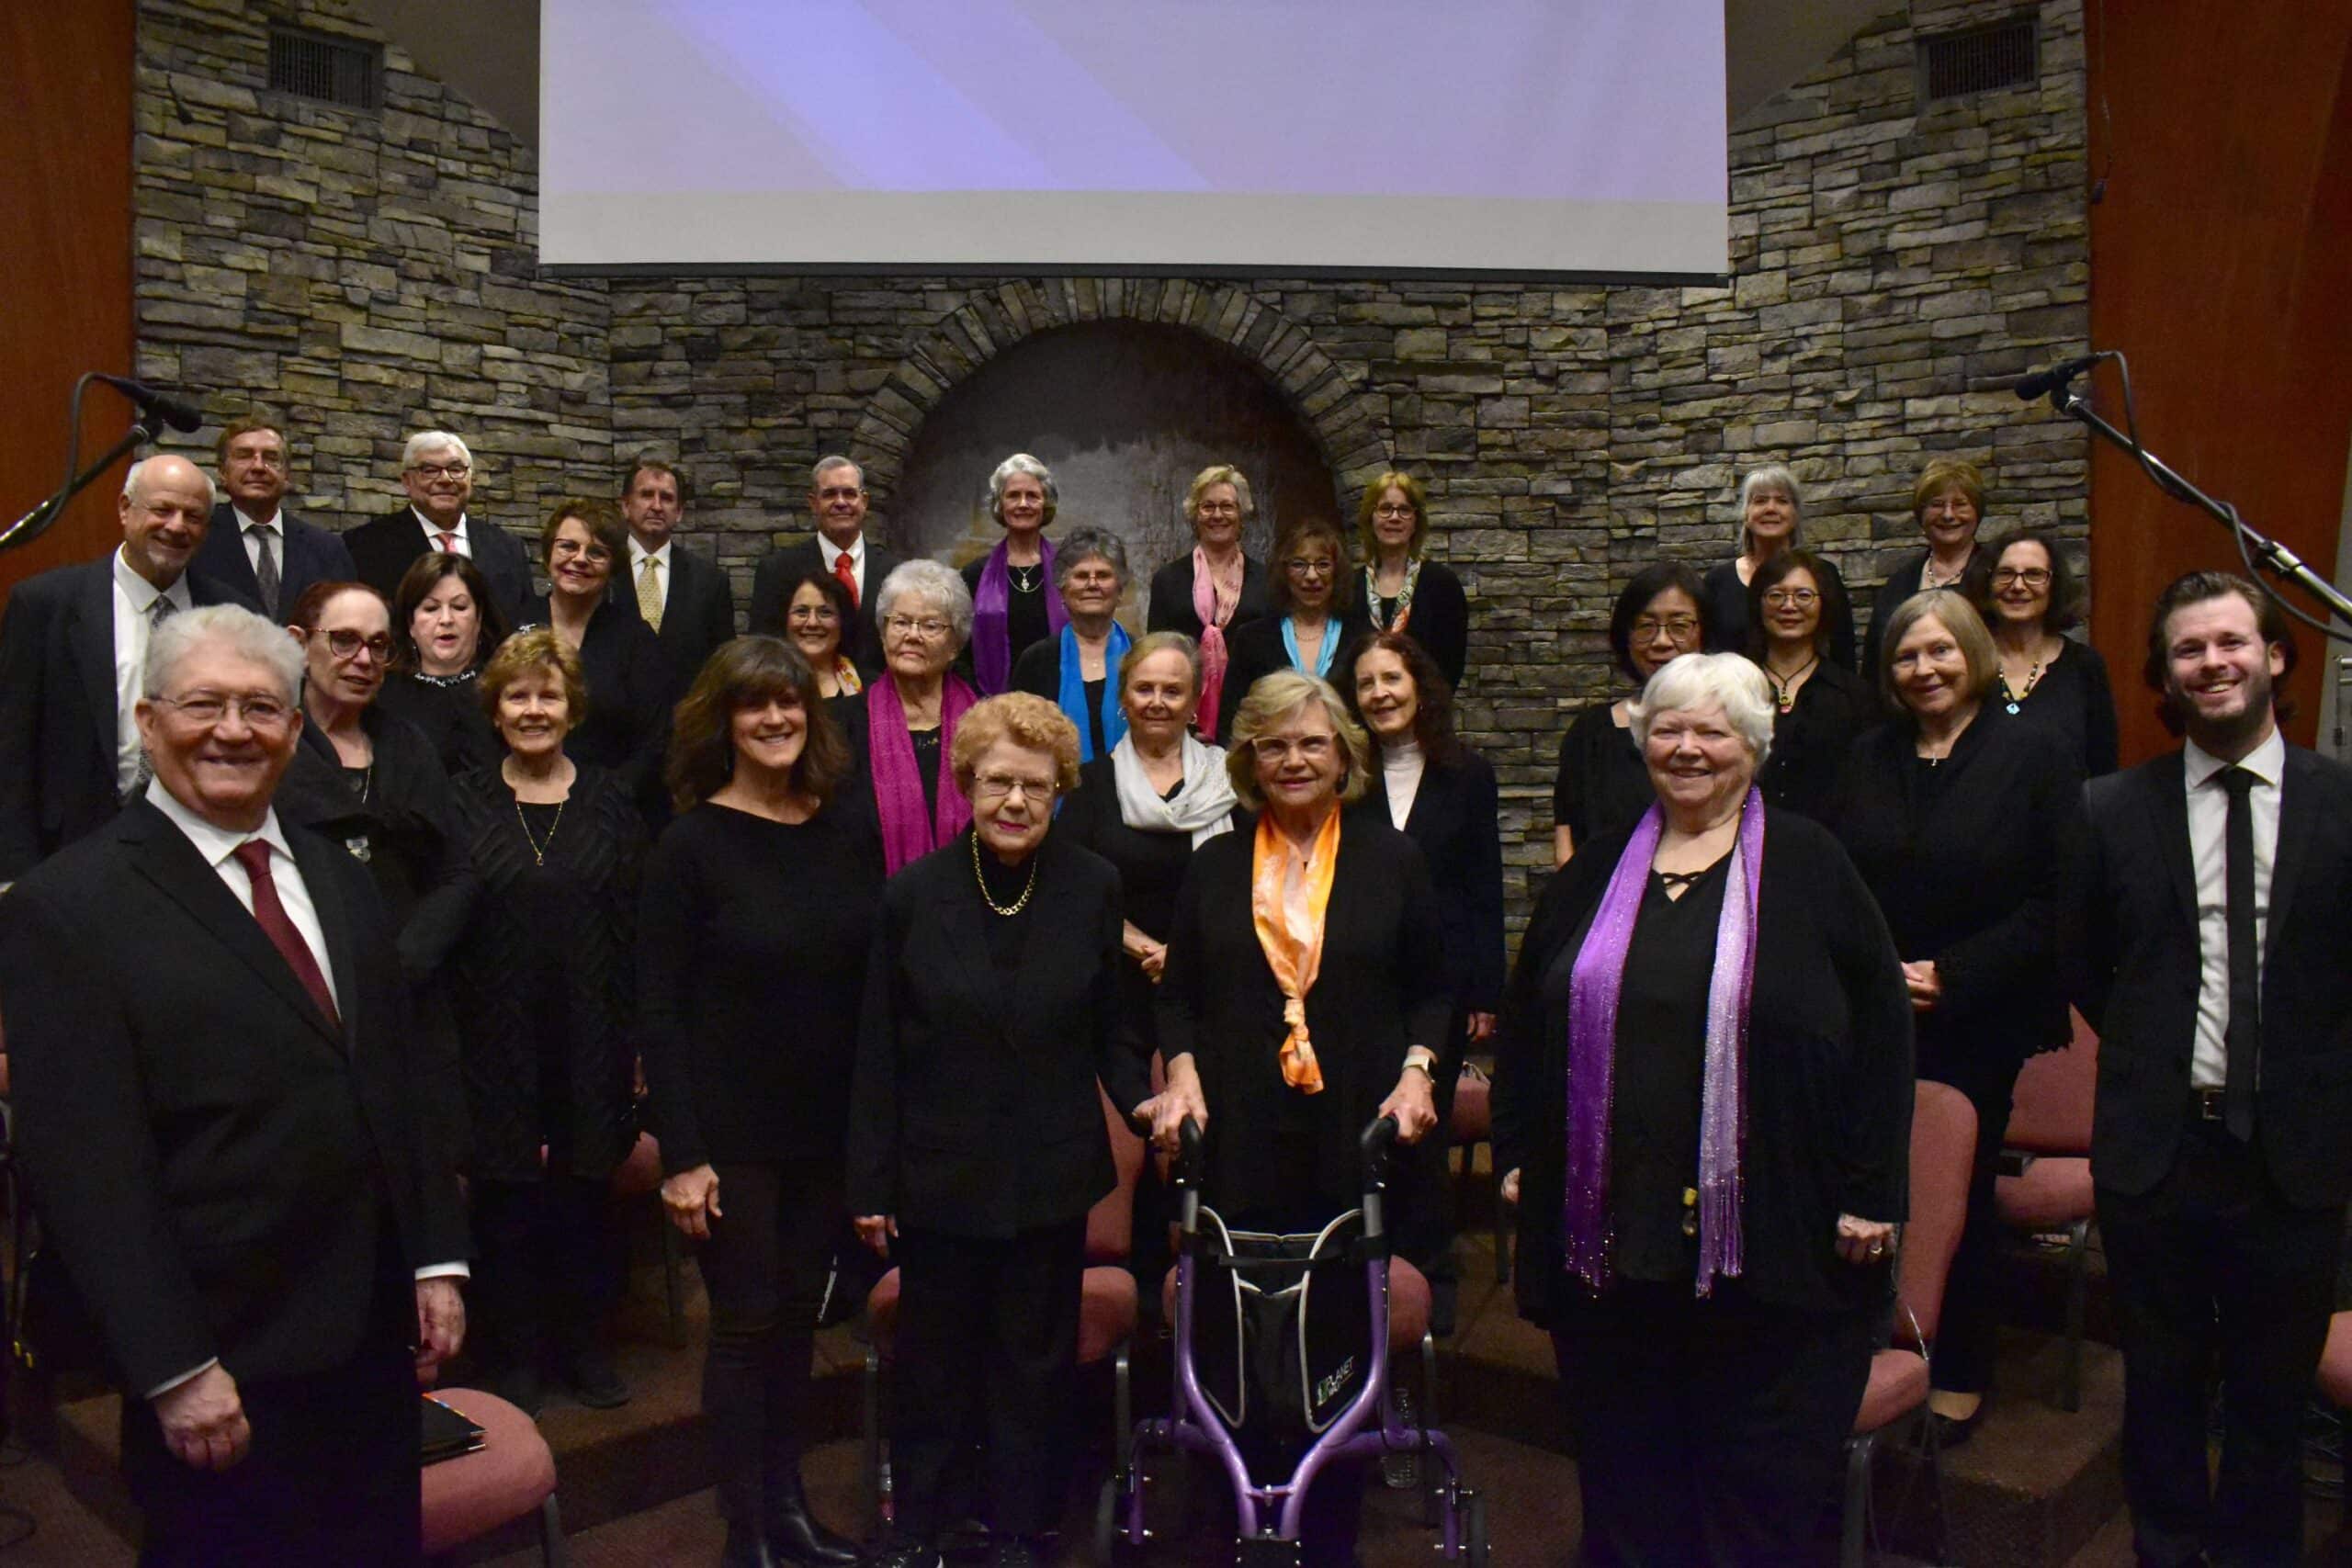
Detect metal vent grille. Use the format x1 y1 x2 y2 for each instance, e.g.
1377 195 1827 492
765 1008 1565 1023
1917 17 2040 102
267 26 381 110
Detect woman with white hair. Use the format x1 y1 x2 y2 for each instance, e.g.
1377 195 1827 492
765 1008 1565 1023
1010 525 1134 761
960 452 1065 695
1701 465 1858 671
1494 651 1913 1565
846 559 981 874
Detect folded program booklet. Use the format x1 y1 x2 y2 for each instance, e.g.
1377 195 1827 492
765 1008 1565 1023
421 1394 489 1466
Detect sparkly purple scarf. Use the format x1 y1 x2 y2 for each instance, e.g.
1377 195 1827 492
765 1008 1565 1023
970 535 1069 695
1563 788 1765 1296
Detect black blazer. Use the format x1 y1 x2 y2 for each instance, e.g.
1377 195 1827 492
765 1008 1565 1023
1146 552 1275 646
1826 715 2079 1076
276 706 458 954
1215 608 1372 744
0 558 255 880
846 829 1146 1238
198 503 359 619
750 537 904 676
1702 555 1860 672
522 597 671 812
1859 544 1991 679
0 801 469 1394
1494 808 1914 1321
617 544 737 704
2063 745 2352 1208
1156 819 1453 1212
1351 748 1506 1018
345 510 535 630
1366 558 1471 693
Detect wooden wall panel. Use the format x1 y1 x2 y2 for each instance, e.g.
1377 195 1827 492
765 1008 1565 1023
0 0 135 608
2086 1 2352 759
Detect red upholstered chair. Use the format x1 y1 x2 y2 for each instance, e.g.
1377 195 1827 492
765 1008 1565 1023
1842 1080 1977 1568
421 1387 566 1565
1994 1010 2099 1411
2320 1314 2352 1408
859 1086 1145 1533
608 1128 687 1347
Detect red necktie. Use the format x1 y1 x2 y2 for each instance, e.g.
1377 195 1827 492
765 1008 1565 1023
232 840 341 1030
833 549 859 610
435 531 458 553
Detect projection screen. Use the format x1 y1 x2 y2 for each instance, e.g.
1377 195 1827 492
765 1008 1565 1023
538 0 1729 281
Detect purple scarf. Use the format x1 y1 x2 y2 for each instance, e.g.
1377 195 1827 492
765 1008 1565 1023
867 673 977 874
970 535 1069 695
1563 788 1765 1296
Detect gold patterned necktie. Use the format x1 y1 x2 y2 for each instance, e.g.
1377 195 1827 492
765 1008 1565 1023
637 555 663 631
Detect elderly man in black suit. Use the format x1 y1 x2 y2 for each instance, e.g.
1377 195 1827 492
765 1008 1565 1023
2064 570 2352 1568
0 454 256 882
616 452 736 702
0 602 470 1566
750 455 901 676
194 413 357 621
344 431 534 627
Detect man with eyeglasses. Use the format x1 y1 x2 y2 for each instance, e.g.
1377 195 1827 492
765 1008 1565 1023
0 602 469 1565
344 430 533 628
194 413 357 621
750 455 903 676
616 453 735 703
0 454 260 882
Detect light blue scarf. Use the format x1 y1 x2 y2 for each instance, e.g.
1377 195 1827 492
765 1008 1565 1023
1057 621 1131 761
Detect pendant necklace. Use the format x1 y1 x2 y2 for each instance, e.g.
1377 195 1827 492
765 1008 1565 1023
2001 654 2045 716
1767 653 1819 714
516 796 566 866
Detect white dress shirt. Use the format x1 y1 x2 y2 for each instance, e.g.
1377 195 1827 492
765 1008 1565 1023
628 536 673 616
816 532 866 602
2184 728 2284 1089
410 508 472 558
138 781 468 1397
234 506 287 573
110 548 194 795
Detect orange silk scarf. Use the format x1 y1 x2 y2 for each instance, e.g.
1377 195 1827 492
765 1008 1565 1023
1250 806 1342 1094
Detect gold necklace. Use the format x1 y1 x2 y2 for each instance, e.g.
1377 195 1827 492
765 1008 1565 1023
515 795 566 866
972 830 1039 916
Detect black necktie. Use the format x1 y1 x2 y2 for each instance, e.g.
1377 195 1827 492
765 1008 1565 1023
2219 766 2260 1140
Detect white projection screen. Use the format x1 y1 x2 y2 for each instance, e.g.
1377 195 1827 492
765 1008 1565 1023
538 0 1728 281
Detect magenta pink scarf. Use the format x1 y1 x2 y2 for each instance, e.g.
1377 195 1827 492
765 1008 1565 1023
1191 546 1243 739
867 673 977 874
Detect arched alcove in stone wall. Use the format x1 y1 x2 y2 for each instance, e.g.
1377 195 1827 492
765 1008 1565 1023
888 321 1339 631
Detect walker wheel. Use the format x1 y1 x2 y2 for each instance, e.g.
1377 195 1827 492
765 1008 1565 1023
1463 1488 1489 1566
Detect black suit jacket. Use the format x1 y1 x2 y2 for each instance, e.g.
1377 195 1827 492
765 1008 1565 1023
0 558 255 880
846 829 1146 1238
521 596 671 813
749 537 904 677
2063 744 2352 1208
1351 748 1506 1019
345 510 535 630
0 801 469 1394
617 544 736 703
198 503 359 619
1860 544 1991 678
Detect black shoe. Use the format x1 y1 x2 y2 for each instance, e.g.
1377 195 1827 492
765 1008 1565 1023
767 1481 861 1566
1925 1404 1985 1449
488 1362 546 1419
861 1540 941 1568
562 1344 630 1409
722 1521 777 1568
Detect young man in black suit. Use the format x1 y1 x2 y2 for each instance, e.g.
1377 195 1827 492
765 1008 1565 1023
194 414 357 621
0 454 256 882
0 603 469 1565
616 453 736 702
749 455 901 675
343 430 534 628
2064 570 2352 1568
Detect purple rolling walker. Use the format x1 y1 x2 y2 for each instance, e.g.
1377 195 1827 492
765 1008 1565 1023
1098 1116 1489 1565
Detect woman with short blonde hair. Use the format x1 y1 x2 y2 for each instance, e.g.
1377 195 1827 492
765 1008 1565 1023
1147 462 1275 739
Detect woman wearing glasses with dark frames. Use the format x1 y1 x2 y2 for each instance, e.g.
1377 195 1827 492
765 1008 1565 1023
1553 562 1712 866
1215 515 1369 743
1965 526 2119 776
1744 549 1877 819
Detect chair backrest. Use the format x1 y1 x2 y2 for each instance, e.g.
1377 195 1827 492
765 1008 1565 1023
1897 1080 1978 1349
2004 1009 2098 1156
1084 1081 1148 1264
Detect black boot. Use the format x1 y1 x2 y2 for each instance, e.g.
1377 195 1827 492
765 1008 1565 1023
721 1519 777 1568
765 1471 861 1566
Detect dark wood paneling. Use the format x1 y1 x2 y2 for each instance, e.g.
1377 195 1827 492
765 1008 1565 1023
2087 2 2352 759
0 0 135 607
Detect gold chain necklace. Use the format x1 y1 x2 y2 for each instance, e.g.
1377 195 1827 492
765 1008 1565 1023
515 796 566 866
972 830 1039 916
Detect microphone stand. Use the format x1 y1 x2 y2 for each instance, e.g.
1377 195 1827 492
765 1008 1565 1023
0 418 156 555
2044 376 2352 633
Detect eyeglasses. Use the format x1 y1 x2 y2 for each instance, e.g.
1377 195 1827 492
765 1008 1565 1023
1632 615 1702 641
410 462 470 480
1194 501 1241 518
972 773 1055 802
232 450 287 470
311 628 394 661
788 604 842 624
884 615 952 641
1250 735 1337 764
1064 568 1122 589
1762 589 1819 608
550 538 613 565
1373 503 1417 521
1284 558 1337 579
813 485 864 503
1991 568 2052 588
151 691 293 728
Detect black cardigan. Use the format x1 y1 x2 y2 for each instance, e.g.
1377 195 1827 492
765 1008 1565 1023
1216 607 1373 744
1351 747 1506 1018
1365 558 1471 693
276 705 458 951
845 829 1147 1238
1493 808 1914 1320
1145 552 1275 645
1987 636 2119 778
1155 818 1453 1212
1702 556 1860 672
1552 701 1655 852
1825 714 2080 1076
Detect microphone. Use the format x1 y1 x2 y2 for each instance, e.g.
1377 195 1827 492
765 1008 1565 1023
92 374 204 434
2009 354 2104 402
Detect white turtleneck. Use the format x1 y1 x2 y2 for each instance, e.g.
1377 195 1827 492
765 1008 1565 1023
1381 738 1425 830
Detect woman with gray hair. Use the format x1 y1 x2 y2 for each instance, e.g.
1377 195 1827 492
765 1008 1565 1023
961 452 1065 695
1701 464 1859 670
1010 526 1133 761
850 558 980 874
1494 650 1912 1564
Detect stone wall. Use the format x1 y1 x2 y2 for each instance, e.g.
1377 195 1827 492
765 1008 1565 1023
132 0 2089 924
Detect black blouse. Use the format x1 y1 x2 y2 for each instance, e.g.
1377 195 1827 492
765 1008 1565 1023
378 670 503 777
1365 558 1472 693
276 706 457 951
961 555 1053 693
1553 701 1654 852
1987 637 2119 778
1702 556 1859 671
1757 660 1879 820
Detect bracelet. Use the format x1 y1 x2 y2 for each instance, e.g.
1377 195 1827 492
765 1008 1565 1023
1402 1058 1435 1081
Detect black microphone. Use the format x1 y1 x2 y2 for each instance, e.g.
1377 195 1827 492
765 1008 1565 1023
2009 354 2104 402
92 374 204 434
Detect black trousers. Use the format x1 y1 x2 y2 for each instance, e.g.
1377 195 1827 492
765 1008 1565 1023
1917 1041 2021 1396
1550 1283 1873 1567
890 1217 1087 1541
2097 1121 2342 1568
472 1174 616 1372
701 1157 842 1527
122 1338 421 1567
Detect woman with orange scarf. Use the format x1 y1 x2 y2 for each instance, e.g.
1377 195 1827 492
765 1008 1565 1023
1141 669 1451 1568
